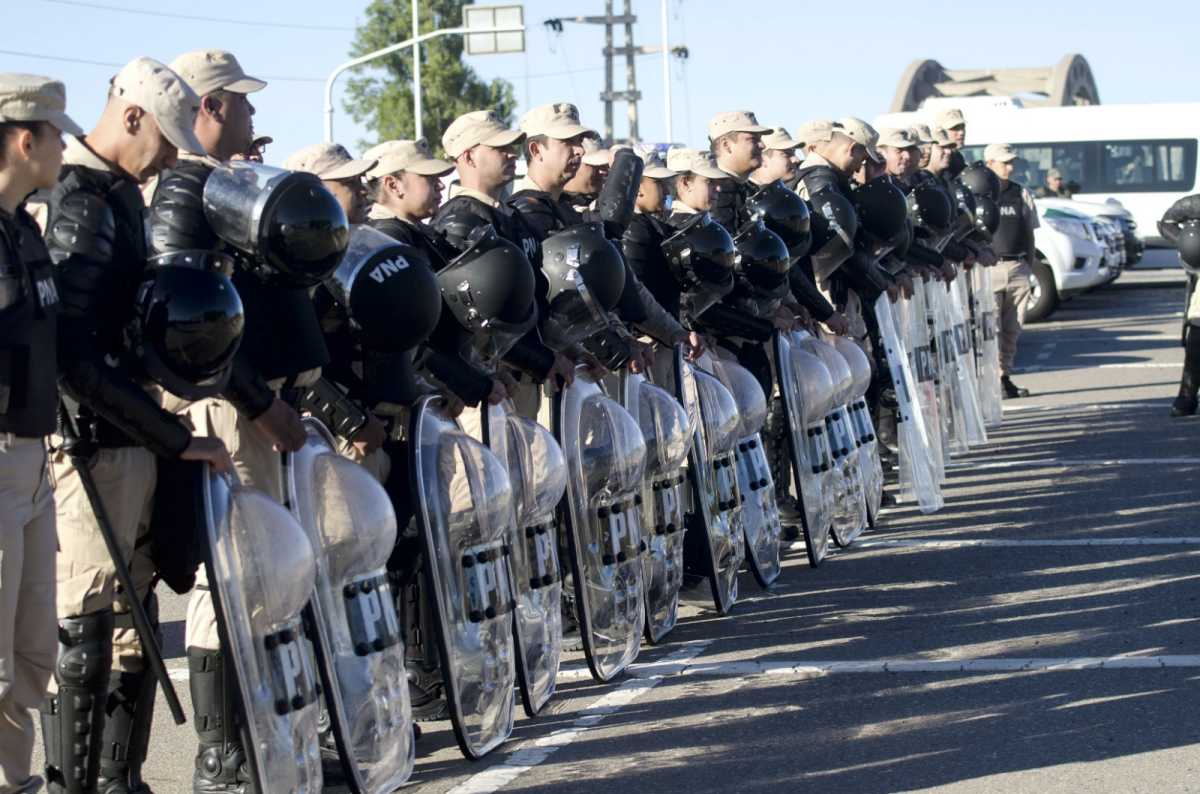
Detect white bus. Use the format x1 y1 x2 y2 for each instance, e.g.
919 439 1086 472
874 100 1200 249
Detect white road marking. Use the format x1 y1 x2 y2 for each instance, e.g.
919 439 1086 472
623 656 1200 678
946 457 1200 469
1022 362 1177 372
446 641 713 794
855 538 1200 549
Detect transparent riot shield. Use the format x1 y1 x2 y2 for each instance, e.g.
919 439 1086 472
875 296 944 513
554 369 648 682
773 331 837 567
972 266 1004 426
800 335 869 548
928 279 966 456
832 337 884 526
905 284 946 486
286 420 413 793
620 370 692 643
482 402 566 717
408 396 517 759
674 353 744 614
201 469 323 794
708 354 783 588
948 276 988 447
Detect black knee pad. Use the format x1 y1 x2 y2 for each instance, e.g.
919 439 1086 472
43 611 115 794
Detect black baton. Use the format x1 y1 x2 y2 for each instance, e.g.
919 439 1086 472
58 404 187 726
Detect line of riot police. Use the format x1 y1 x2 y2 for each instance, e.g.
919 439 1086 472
0 50 1010 794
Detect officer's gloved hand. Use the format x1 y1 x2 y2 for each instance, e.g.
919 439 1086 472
351 413 387 459
823 312 850 336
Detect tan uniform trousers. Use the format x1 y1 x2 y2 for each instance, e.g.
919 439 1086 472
185 398 283 651
0 437 57 792
51 445 157 673
338 439 391 485
993 259 1033 376
1187 280 1200 324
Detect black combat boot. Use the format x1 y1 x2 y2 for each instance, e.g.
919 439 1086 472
188 648 256 794
1001 376 1030 399
1171 326 1200 417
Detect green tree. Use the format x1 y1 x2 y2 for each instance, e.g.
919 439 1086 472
345 0 517 153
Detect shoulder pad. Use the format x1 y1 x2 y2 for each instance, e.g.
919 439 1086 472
46 179 116 265
1164 193 1200 223
369 216 417 245
432 197 493 251
149 161 218 255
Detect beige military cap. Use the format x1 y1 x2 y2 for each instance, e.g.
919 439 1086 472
934 107 966 131
520 102 594 139
581 137 611 167
442 110 524 158
110 57 205 155
983 142 1019 163
707 110 771 140
364 138 454 179
910 124 934 144
878 127 920 149
0 73 82 135
761 126 801 151
169 50 266 97
283 142 375 180
837 117 882 163
666 147 726 179
795 119 844 145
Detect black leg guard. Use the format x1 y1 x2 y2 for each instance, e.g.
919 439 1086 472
763 397 801 538
42 611 115 794
98 594 159 794
188 648 255 794
1172 324 1200 416
400 576 449 721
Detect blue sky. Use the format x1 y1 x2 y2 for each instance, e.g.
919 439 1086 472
3 0 1197 166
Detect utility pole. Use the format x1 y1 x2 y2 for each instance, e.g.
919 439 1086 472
543 5 687 144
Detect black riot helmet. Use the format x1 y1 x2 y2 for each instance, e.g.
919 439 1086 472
907 181 955 234
745 179 812 257
853 176 909 258
733 219 792 301
808 189 858 281
203 161 350 287
953 181 977 219
436 225 537 366
974 196 1001 235
132 251 245 401
540 222 627 350
661 212 737 320
1159 219 1200 274
960 163 1001 200
326 225 442 353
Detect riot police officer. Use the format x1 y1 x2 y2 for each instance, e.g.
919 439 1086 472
664 147 727 224
750 126 803 191
935 108 967 148
152 49 346 794
707 110 771 233
0 72 77 794
1158 193 1200 416
283 142 375 224
985 142 1037 399
40 57 235 794
563 136 611 210
878 128 922 190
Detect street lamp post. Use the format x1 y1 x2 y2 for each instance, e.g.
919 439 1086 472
323 6 525 143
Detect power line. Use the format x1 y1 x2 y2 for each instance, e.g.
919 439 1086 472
39 0 353 31
0 48 325 83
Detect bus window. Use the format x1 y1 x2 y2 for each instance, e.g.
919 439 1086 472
1100 140 1194 192
962 142 1090 193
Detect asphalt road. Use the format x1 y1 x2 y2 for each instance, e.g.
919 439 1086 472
32 267 1199 794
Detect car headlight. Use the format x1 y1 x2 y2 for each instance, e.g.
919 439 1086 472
1045 217 1094 241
